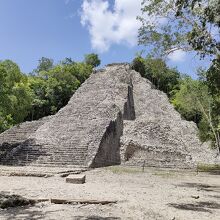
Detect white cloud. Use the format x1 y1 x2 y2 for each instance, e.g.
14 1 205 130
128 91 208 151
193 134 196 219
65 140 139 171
80 0 142 52
168 50 187 62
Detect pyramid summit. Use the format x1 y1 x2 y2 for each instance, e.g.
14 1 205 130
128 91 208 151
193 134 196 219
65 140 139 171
0 63 219 168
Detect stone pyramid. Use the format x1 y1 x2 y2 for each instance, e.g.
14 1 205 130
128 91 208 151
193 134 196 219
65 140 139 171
0 64 219 168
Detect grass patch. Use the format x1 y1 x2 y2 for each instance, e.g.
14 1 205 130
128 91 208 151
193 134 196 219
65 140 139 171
197 164 220 173
105 166 142 174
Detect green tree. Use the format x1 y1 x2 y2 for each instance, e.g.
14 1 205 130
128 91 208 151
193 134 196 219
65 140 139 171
131 56 146 77
138 0 220 150
0 60 33 132
132 56 180 96
138 0 219 58
27 61 93 120
206 57 220 97
84 53 101 68
60 57 75 66
27 76 49 120
35 57 54 74
172 77 219 150
206 57 220 150
196 58 220 150
0 56 97 132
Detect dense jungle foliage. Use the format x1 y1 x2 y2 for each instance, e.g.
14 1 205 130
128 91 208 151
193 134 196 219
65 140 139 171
0 54 100 132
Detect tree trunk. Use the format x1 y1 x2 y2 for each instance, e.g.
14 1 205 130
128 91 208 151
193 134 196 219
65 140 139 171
217 131 220 154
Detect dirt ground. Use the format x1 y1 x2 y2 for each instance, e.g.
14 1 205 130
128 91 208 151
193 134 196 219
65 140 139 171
0 166 219 220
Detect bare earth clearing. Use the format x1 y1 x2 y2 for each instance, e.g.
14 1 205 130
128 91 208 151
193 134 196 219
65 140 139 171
0 166 219 220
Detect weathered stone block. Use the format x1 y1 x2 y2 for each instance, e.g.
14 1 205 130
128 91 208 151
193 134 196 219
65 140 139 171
66 174 86 184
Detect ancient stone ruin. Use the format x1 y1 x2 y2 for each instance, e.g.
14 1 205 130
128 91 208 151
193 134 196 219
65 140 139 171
0 64 219 168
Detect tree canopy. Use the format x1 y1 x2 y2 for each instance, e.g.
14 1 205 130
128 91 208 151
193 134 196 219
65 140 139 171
28 61 92 120
84 53 101 68
0 60 32 132
138 0 220 151
138 0 219 58
0 54 100 132
132 56 180 96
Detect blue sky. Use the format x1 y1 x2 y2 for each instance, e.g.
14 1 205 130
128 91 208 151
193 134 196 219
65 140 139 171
0 0 211 77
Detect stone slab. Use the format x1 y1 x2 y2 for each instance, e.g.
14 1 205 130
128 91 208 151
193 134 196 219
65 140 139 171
66 174 86 184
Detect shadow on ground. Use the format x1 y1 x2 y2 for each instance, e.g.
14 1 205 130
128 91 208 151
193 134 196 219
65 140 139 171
0 203 66 220
209 195 220 199
74 217 121 220
168 201 220 213
0 205 121 220
0 205 44 220
206 170 220 175
176 182 220 193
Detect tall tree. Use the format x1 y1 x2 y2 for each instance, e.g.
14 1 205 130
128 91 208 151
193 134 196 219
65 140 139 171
132 56 180 96
84 53 101 68
138 0 220 150
0 60 33 132
27 61 93 120
35 57 54 74
172 77 219 151
138 0 219 58
206 57 220 150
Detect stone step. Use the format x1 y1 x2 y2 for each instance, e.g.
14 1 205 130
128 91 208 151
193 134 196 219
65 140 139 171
1 158 86 166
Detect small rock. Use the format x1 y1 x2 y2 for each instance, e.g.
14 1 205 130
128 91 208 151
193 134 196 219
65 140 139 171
66 174 86 184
